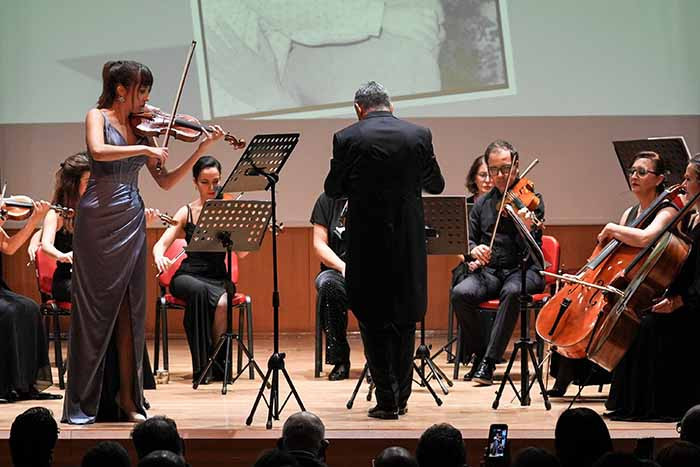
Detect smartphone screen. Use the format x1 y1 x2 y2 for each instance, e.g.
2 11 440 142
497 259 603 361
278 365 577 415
487 424 508 458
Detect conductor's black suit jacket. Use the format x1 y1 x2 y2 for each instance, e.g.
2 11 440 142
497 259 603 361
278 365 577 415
324 111 444 328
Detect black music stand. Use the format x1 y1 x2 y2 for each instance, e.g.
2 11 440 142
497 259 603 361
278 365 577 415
189 199 272 394
613 136 690 189
221 134 306 429
492 204 551 410
422 196 470 395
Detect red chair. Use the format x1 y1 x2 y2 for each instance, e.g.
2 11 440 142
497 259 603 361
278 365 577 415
453 235 561 379
35 248 71 389
153 239 255 380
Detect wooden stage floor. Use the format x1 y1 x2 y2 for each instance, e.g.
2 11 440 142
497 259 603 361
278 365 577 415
0 333 680 466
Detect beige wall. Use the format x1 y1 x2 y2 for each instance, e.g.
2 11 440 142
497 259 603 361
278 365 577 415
2 115 699 229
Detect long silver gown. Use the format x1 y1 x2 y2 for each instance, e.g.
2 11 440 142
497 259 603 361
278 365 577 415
62 111 148 424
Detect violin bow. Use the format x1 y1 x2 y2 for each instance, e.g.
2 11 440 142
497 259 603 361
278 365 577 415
156 40 197 172
488 152 519 251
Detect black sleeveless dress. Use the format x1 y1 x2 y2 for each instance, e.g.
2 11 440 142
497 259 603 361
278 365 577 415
170 205 233 379
51 227 73 302
0 276 52 398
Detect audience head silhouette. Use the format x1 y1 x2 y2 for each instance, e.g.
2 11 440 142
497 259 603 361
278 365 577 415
281 411 327 461
81 441 131 467
512 447 560 467
374 446 418 467
555 408 612 467
415 423 466 467
137 450 186 467
10 407 59 467
655 440 700 467
254 448 300 467
131 415 184 460
592 452 651 467
679 404 700 445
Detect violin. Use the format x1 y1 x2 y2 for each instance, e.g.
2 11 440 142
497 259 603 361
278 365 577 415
130 106 245 149
500 159 543 229
158 212 177 226
0 195 74 221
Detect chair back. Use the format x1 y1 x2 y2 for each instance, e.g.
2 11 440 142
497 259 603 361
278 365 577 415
541 235 560 286
35 248 57 298
158 238 239 287
227 251 239 285
158 239 188 288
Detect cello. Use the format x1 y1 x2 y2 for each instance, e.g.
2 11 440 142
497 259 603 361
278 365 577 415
586 189 699 370
535 185 687 367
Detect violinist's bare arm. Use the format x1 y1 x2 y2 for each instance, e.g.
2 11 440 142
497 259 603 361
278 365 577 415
41 210 72 263
152 205 188 274
146 126 226 190
312 224 346 277
598 206 675 248
27 228 42 263
86 109 166 163
0 201 50 255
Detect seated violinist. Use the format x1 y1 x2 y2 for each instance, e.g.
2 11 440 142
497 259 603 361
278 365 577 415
548 151 677 396
152 155 247 383
605 154 700 420
450 140 545 385
0 198 61 401
40 153 91 302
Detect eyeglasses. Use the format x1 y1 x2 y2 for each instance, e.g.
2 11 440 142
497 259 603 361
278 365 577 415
487 165 513 176
627 167 659 177
477 171 489 179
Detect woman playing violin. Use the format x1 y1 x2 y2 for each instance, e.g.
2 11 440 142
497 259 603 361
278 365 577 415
153 156 247 383
40 153 90 302
63 60 228 424
0 199 61 401
604 154 700 421
548 151 677 397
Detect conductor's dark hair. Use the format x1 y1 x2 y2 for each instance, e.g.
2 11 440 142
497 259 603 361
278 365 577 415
97 60 153 109
354 81 391 110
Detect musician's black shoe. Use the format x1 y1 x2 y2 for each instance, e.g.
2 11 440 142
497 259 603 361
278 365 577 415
328 362 350 381
398 404 408 416
473 358 496 386
368 405 399 420
463 355 482 381
545 384 569 398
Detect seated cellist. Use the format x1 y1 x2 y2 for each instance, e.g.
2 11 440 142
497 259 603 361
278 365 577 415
548 151 677 396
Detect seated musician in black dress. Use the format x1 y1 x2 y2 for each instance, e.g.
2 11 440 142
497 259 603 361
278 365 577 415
310 192 351 380
0 198 59 401
153 155 246 383
548 151 676 396
605 154 700 420
40 153 91 302
451 140 545 386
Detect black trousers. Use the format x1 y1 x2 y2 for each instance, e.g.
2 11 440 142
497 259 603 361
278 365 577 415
315 269 350 365
359 321 415 409
451 267 544 361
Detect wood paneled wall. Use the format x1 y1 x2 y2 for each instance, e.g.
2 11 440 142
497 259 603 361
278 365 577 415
2 225 601 337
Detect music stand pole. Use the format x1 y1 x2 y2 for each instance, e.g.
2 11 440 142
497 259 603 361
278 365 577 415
491 206 551 410
245 169 306 429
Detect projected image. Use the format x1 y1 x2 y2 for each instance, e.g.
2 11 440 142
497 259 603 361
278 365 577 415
197 0 510 117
